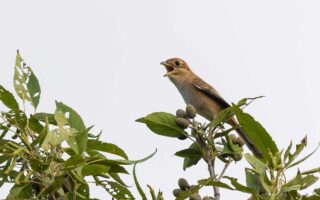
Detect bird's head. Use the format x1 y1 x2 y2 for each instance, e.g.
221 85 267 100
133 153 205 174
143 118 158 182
161 58 191 80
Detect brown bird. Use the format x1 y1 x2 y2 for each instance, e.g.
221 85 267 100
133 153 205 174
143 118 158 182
161 58 262 157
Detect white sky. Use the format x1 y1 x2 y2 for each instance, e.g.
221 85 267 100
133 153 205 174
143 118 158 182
1 0 320 199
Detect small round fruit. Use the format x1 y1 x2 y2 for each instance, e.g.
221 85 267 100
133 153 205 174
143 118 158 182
229 134 237 144
235 137 245 147
173 188 183 197
189 193 201 200
176 118 190 129
186 104 197 119
176 109 188 118
178 178 191 190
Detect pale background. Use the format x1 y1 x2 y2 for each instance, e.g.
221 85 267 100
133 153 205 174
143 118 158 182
1 0 320 199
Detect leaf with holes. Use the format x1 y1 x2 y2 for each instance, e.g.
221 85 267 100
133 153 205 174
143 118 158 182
284 174 319 190
3 110 27 129
13 50 41 109
55 101 87 154
104 181 135 200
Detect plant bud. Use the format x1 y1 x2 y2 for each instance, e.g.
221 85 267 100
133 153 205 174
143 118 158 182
202 197 212 200
234 137 245 147
176 118 190 129
178 178 191 190
189 193 201 200
176 109 188 118
173 188 183 197
186 104 197 119
232 153 243 161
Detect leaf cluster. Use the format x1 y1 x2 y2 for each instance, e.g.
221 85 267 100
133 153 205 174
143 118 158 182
0 51 155 200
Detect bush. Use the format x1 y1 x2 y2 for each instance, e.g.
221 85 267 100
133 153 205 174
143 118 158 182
0 51 319 199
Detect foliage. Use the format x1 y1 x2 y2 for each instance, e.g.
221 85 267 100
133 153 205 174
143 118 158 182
0 51 156 199
138 98 320 200
1 51 320 200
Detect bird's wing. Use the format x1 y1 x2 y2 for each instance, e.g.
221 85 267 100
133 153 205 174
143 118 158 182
192 78 231 109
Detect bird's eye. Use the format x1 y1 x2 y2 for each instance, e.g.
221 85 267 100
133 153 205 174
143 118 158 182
175 60 181 66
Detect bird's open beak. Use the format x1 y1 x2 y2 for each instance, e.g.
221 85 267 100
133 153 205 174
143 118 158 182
161 61 175 77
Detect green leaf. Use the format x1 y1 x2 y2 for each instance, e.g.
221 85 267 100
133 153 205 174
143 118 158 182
235 108 278 160
176 184 202 200
236 96 265 107
287 142 320 169
286 136 308 168
133 164 147 200
28 115 44 133
0 155 10 165
109 173 127 186
198 178 234 190
43 175 66 195
108 165 129 174
31 117 48 147
176 178 233 200
3 110 27 129
285 174 319 190
244 153 267 174
81 164 110 176
245 169 260 193
29 158 45 172
0 124 10 139
136 112 185 138
55 101 87 154
183 142 202 170
33 112 57 125
72 182 90 199
87 139 128 160
284 140 293 162
156 191 164 200
300 167 320 176
213 127 236 139
209 107 236 130
224 176 259 197
282 185 301 192
175 148 202 158
13 50 41 109
105 181 135 200
6 183 33 200
41 127 75 152
91 149 157 166
147 185 157 200
0 85 19 110
64 155 86 169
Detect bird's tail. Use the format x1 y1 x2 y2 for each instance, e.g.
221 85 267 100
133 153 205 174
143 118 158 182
235 127 263 158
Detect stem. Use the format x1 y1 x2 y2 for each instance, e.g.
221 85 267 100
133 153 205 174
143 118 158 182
218 160 231 180
208 159 220 200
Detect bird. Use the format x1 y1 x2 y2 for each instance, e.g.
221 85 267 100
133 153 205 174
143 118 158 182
160 58 263 158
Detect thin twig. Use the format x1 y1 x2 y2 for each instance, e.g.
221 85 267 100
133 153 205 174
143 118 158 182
208 159 220 200
218 160 232 180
